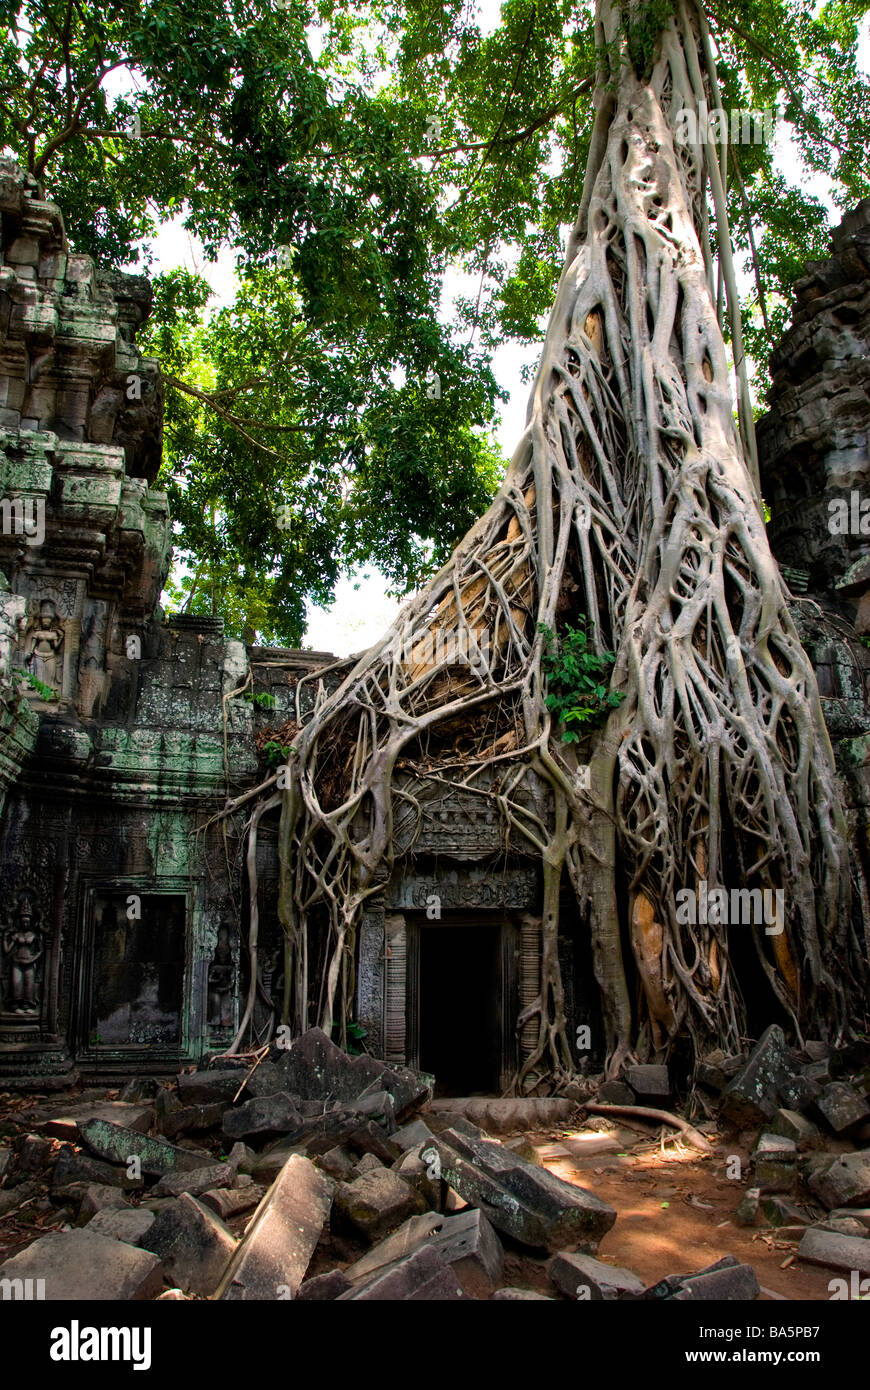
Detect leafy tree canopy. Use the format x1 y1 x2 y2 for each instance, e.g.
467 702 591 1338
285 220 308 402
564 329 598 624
2 0 867 639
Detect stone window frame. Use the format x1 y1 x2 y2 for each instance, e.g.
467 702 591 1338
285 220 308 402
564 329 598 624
72 876 196 1067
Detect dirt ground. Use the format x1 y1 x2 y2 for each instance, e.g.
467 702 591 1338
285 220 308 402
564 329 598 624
508 1122 838 1300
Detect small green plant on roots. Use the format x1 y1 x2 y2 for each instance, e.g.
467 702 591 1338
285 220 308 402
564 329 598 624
540 620 625 742
263 740 296 767
18 672 58 701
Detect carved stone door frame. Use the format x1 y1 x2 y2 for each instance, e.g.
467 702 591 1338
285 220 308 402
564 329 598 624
386 911 519 1091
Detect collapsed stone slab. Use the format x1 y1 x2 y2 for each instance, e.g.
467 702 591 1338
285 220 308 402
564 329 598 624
807 1150 870 1209
151 1161 238 1199
429 1123 616 1252
548 1249 645 1300
798 1226 870 1275
144 1193 237 1297
38 1101 154 1141
337 1244 466 1301
720 1026 796 1127
632 1255 760 1302
78 1119 208 1177
333 1167 426 1242
343 1207 503 1299
221 1093 302 1144
217 1154 333 1300
0 1229 164 1300
86 1207 157 1245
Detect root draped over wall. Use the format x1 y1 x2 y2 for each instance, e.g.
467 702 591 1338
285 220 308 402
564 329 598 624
262 0 866 1086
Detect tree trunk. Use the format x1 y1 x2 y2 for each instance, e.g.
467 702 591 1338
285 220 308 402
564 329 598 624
271 0 866 1083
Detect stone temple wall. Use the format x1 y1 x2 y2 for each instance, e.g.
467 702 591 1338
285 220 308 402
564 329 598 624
0 160 336 1081
758 196 870 968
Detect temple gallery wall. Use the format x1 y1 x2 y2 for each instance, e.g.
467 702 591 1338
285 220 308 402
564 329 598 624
0 158 868 1087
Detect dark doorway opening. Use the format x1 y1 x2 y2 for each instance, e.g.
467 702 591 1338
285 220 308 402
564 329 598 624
419 921 502 1094
87 892 185 1048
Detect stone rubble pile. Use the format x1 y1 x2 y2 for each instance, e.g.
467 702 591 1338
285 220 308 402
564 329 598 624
0 1023 867 1299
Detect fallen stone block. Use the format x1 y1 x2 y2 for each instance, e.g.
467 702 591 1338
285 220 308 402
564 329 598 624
0 1229 164 1300
318 1146 357 1181
797 1226 870 1276
86 1207 157 1245
760 1194 815 1227
819 1215 868 1237
807 1150 870 1209
338 1245 465 1300
598 1080 636 1106
0 1180 39 1217
52 1144 142 1191
15 1134 53 1172
815 1082 870 1135
217 1154 334 1300
431 1125 616 1252
251 1141 308 1186
391 1144 442 1210
778 1073 821 1113
334 1167 426 1242
222 1093 303 1144
668 1262 760 1301
78 1120 207 1177
151 1161 236 1199
753 1132 797 1193
345 1207 503 1299
39 1101 153 1142
734 1187 762 1227
349 1088 397 1130
200 1186 264 1221
771 1109 821 1147
346 1120 398 1164
624 1064 670 1104
226 1142 258 1175
177 1069 246 1106
549 1249 645 1300
720 1025 793 1127
829 1207 870 1231
634 1255 757 1302
391 1118 435 1153
803 1059 834 1086
296 1269 353 1300
356 1153 384 1176
0 1147 11 1181
77 1183 129 1223
159 1103 226 1139
144 1193 237 1297
492 1287 555 1299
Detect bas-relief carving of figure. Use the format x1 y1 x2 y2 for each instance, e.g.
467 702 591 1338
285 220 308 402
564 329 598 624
207 924 234 1027
23 599 64 694
78 600 107 717
1 893 43 1014
0 580 27 695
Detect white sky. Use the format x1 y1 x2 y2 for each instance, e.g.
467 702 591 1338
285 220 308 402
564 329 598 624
140 3 869 657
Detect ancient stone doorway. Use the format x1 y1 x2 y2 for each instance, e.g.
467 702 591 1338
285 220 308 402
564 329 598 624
76 890 187 1058
402 914 518 1094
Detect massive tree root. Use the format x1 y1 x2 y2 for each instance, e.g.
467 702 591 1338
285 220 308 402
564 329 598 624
267 0 865 1087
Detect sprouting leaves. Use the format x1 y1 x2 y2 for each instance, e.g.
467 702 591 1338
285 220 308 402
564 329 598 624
539 618 624 742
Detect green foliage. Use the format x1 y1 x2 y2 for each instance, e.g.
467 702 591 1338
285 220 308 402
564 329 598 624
244 691 277 709
625 0 676 79
539 619 624 741
332 1018 367 1055
263 739 296 766
17 671 58 701
3 0 868 636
